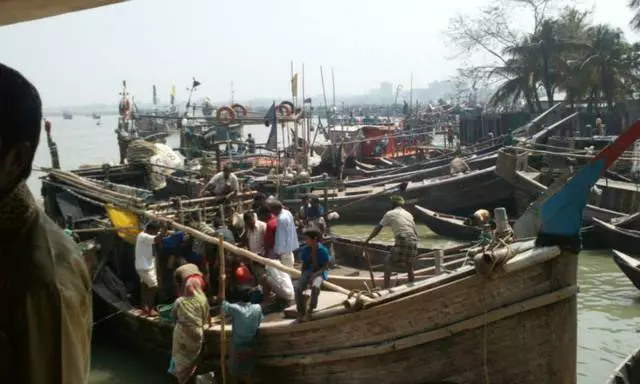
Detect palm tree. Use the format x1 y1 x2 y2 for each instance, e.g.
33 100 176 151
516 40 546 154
488 50 539 112
580 25 634 111
630 0 640 30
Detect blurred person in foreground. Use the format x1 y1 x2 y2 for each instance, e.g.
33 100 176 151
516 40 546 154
0 63 92 383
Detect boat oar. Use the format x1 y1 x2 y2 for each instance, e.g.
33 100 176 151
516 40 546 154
327 181 409 216
362 249 377 289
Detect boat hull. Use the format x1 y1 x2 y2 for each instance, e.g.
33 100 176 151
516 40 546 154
93 247 578 384
612 250 640 291
412 205 481 241
324 167 516 222
592 218 640 255
605 345 640 384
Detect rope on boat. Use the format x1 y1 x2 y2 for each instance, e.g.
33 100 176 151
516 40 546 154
483 282 491 384
506 145 640 162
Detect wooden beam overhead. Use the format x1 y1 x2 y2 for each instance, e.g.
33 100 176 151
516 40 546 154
0 0 125 27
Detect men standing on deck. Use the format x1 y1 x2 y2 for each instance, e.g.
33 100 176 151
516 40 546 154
255 206 295 304
0 63 92 383
595 113 605 136
268 199 299 268
135 221 162 316
261 205 278 258
200 162 239 197
304 195 326 234
447 124 455 148
364 195 419 288
246 133 256 154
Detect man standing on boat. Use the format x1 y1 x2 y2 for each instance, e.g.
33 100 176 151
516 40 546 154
200 162 239 197
447 124 455 148
268 198 299 268
0 63 92 383
135 221 162 317
365 195 419 288
246 133 256 154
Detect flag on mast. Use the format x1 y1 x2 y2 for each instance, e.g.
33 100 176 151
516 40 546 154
291 73 298 98
170 85 176 105
264 102 278 150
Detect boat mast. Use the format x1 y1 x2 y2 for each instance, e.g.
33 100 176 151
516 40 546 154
152 85 157 111
331 67 336 109
320 66 334 171
230 81 234 104
290 61 298 165
302 63 309 170
409 72 414 116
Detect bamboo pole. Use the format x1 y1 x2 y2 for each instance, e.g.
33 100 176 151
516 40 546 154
148 192 256 210
218 233 227 384
72 226 139 233
47 168 145 204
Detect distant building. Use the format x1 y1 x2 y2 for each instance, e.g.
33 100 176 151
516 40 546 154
380 82 393 102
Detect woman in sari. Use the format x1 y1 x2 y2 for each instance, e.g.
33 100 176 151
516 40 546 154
171 278 210 384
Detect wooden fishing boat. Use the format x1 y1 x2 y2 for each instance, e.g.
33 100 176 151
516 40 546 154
611 251 640 291
344 152 497 188
413 205 604 249
88 227 578 383
413 205 483 241
592 218 639 255
605 346 640 384
350 138 503 179
287 166 517 222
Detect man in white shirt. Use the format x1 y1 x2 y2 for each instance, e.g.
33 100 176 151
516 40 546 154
135 221 161 316
365 195 418 288
244 212 266 256
200 162 239 196
268 199 299 268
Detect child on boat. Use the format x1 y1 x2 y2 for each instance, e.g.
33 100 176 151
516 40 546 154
295 229 331 321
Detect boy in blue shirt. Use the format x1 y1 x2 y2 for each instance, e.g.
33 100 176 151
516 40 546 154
295 229 331 321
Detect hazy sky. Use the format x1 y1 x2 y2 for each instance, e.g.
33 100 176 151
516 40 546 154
0 0 637 107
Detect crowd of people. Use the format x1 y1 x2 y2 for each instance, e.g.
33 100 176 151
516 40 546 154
133 186 336 383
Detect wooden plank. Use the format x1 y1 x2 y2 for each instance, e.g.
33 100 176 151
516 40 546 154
283 291 349 318
0 0 124 26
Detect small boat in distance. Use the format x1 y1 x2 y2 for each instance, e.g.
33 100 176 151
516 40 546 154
62 111 73 120
413 205 483 241
92 112 101 119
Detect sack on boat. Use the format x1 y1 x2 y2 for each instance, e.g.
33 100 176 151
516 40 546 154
265 263 294 300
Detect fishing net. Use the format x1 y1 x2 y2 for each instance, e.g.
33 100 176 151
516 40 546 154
126 139 158 165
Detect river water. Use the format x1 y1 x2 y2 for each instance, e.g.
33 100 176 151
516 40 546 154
31 116 640 384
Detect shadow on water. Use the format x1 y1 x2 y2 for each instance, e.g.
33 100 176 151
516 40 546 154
90 330 174 384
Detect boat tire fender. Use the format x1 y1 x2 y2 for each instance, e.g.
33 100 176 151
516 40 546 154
216 106 237 125
231 103 248 117
278 101 294 116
